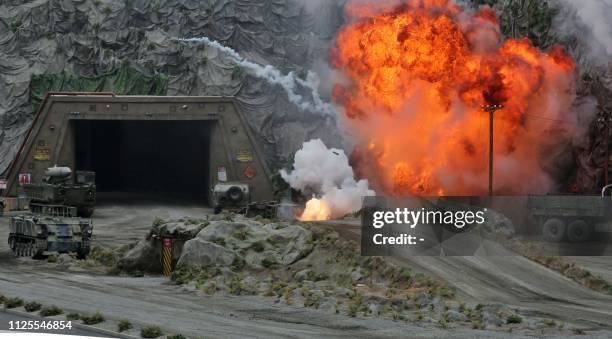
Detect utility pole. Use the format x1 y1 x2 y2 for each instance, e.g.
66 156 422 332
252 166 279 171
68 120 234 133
598 109 611 186
482 104 503 196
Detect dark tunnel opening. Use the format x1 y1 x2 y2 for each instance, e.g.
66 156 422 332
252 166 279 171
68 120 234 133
73 120 211 204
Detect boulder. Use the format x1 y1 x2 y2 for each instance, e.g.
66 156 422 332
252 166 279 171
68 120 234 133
117 239 161 273
177 238 235 267
445 310 468 322
177 221 312 269
157 221 204 239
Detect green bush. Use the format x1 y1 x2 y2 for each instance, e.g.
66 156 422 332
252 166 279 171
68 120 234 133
88 246 118 266
40 305 63 317
211 237 226 246
232 229 250 241
81 311 105 325
141 325 163 338
507 314 523 324
261 257 279 269
24 301 42 312
231 255 246 271
118 319 133 332
250 241 265 252
5 297 24 309
167 334 187 339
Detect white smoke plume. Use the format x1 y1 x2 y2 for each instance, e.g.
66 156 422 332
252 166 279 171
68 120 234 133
280 139 375 219
176 36 336 116
557 0 612 65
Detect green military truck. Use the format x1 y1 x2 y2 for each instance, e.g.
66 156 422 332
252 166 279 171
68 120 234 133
528 184 612 243
24 166 96 218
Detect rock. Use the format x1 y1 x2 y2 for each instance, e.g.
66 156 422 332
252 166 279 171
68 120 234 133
350 269 363 283
334 287 352 298
314 280 335 290
421 317 436 324
117 239 161 273
158 221 203 239
176 220 312 269
414 292 433 305
526 319 540 330
318 297 337 313
445 310 468 322
177 238 235 267
243 275 258 287
368 303 380 315
57 253 74 264
295 269 312 282
262 222 312 265
483 311 504 327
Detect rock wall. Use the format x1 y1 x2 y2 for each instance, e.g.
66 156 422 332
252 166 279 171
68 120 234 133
0 0 346 175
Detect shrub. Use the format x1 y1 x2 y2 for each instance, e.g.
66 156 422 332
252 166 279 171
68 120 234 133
5 297 24 308
167 334 187 339
24 301 42 312
232 229 250 241
141 325 163 338
40 305 63 317
231 255 246 271
250 241 265 252
88 246 118 266
261 257 279 269
118 319 133 332
210 237 226 246
228 276 246 295
81 311 105 325
507 314 523 324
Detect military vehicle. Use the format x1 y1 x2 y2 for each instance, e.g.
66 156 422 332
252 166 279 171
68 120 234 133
8 205 92 258
528 184 612 242
24 166 96 218
213 182 250 214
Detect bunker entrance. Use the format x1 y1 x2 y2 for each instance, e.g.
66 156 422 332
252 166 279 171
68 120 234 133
73 120 211 203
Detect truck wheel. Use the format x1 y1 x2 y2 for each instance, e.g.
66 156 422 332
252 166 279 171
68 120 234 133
542 218 566 242
567 220 592 243
226 186 244 203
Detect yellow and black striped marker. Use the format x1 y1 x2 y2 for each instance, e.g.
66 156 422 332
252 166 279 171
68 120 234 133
161 238 173 277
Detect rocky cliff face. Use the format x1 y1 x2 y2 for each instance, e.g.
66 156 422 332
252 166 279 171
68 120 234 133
0 0 345 174
1 0 610 192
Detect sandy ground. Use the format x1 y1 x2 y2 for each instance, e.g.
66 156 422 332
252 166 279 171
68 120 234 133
0 199 611 338
318 219 612 330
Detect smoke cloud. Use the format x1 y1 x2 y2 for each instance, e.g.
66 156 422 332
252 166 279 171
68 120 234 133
176 37 336 116
280 139 375 219
557 0 612 65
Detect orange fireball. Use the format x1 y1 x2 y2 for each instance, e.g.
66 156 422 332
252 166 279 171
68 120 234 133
332 0 576 195
299 197 332 221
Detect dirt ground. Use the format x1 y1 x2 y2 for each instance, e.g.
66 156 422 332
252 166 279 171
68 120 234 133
0 198 611 338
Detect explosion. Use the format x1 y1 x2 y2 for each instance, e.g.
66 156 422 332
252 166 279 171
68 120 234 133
299 197 332 221
281 139 375 221
333 0 576 196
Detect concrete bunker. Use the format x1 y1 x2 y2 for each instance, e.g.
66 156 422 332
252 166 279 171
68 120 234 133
3 93 274 205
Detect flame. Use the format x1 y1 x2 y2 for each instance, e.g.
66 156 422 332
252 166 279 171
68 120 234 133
298 197 332 221
332 0 576 196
